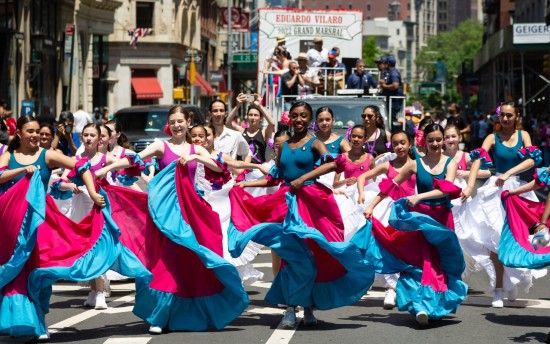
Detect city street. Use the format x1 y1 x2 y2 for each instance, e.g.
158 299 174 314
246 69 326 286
2 245 550 344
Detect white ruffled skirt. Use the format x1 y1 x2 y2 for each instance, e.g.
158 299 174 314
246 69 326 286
197 165 264 285
459 175 547 292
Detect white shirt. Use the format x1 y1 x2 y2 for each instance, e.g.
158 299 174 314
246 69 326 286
307 48 329 67
73 109 92 135
214 127 252 159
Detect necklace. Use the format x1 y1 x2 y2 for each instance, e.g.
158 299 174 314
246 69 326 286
365 129 379 155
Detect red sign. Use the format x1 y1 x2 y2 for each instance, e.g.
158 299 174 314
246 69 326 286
220 7 249 32
65 23 75 36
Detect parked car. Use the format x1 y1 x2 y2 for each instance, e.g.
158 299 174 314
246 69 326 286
114 104 206 152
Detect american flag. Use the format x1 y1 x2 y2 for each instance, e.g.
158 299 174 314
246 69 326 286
128 28 153 48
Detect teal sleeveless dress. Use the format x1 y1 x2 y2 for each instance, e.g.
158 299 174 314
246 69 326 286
493 131 523 174
7 148 52 191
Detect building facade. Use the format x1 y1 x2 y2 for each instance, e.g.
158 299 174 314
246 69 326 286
107 0 216 112
474 0 550 116
0 0 221 120
0 0 122 118
299 0 412 21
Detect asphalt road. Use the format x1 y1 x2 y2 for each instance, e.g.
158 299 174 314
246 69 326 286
2 246 550 344
2 177 550 344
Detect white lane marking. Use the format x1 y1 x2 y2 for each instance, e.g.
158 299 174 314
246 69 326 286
103 338 151 344
361 290 550 309
247 307 285 315
48 295 135 334
102 306 135 314
53 283 135 292
360 290 386 300
250 280 273 289
463 295 550 309
265 309 304 344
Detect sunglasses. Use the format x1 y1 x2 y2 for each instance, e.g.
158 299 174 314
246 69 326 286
499 112 515 119
361 114 375 119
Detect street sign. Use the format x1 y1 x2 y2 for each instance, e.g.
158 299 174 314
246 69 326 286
419 82 444 95
21 100 34 116
183 55 203 63
231 53 258 63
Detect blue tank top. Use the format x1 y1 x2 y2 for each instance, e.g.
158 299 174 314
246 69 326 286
325 136 344 155
412 146 422 159
416 157 452 206
493 131 523 174
8 148 52 190
279 137 320 186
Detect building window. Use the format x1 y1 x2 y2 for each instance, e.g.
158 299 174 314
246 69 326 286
136 2 154 29
326 5 329 9
397 28 400 35
407 2 410 11
367 16 371 20
367 3 370 11
348 4 352 9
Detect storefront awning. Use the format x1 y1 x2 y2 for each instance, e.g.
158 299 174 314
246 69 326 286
131 77 163 99
187 71 215 96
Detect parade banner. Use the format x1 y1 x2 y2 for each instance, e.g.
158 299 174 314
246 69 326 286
258 9 363 86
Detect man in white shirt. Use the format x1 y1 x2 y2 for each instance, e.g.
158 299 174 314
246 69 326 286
73 103 92 135
209 100 252 161
307 36 328 68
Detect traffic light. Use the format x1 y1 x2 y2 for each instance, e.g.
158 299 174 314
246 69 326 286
544 54 550 75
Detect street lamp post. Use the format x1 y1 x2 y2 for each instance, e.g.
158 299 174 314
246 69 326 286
227 0 232 111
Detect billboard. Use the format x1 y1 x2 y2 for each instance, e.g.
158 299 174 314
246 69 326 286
258 9 363 86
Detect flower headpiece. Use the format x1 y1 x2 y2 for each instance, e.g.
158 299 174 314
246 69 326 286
495 102 503 117
311 122 319 132
415 129 425 147
163 123 172 136
267 137 275 150
345 126 353 142
281 111 290 126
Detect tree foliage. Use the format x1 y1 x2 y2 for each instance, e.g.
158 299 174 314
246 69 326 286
362 36 381 68
416 19 483 83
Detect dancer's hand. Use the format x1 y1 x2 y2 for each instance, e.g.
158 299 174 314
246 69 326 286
59 182 81 194
456 170 469 179
333 189 348 198
178 155 194 165
24 165 37 174
90 192 106 207
235 181 247 188
290 177 305 190
357 192 365 204
345 177 357 186
406 195 421 207
495 173 509 188
534 223 547 233
461 186 473 202
363 205 374 219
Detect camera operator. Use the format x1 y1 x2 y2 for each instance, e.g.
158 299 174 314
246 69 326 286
281 61 305 110
52 111 80 157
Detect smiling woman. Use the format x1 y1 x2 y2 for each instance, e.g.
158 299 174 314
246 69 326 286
228 100 375 329
0 115 106 340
